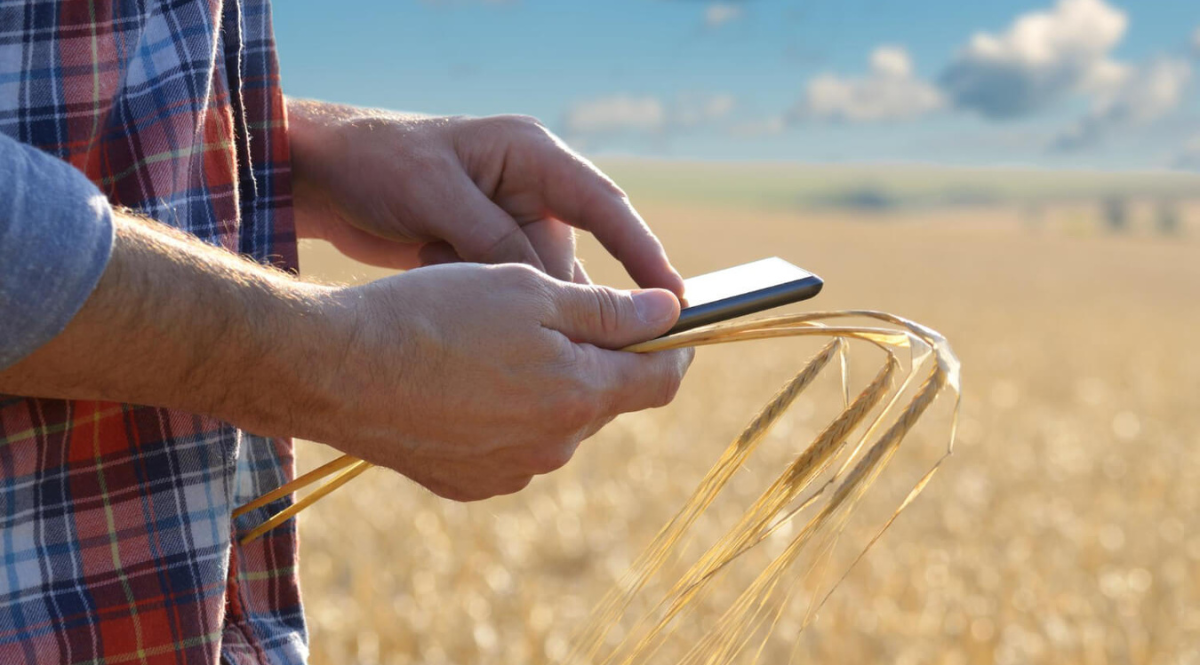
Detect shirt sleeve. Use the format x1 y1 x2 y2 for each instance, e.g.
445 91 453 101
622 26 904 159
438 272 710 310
0 133 115 371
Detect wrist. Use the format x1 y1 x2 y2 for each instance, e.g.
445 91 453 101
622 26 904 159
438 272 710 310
208 277 352 440
287 98 446 240
287 99 349 240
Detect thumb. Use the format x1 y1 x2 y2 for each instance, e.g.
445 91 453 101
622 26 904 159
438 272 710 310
548 284 680 349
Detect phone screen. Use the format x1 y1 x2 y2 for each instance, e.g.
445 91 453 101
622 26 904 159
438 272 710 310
667 257 823 335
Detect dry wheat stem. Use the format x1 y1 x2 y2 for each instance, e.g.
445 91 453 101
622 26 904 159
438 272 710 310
568 340 844 665
646 381 931 665
678 353 899 595
239 460 371 544
612 356 906 664
587 352 900 665
232 454 359 520
234 311 960 664
677 366 949 665
571 313 957 665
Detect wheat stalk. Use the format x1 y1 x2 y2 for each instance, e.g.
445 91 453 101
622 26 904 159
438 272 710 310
235 310 960 664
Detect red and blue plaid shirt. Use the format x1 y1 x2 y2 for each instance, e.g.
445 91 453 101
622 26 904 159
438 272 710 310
0 2 305 663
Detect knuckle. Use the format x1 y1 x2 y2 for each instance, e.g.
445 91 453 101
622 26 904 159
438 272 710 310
528 444 574 474
496 263 543 291
653 364 686 408
560 347 619 419
590 288 626 337
593 173 628 201
429 483 485 503
486 113 545 134
507 113 546 129
480 224 530 261
505 475 534 495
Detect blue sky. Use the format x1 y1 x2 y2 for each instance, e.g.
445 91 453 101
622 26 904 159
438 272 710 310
272 0 1200 170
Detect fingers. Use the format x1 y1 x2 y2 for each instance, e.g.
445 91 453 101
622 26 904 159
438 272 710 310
580 344 695 416
428 345 692 504
419 469 534 502
537 143 685 296
571 259 591 285
520 219 577 282
322 224 427 270
546 282 681 349
437 169 546 272
417 241 462 266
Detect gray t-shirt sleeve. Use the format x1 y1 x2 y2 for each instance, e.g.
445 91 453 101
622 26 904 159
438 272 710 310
0 132 115 371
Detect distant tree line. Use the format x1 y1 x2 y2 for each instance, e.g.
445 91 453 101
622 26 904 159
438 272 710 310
1100 197 1183 236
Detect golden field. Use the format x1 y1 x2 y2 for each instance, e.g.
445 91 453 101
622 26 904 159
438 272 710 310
292 165 1200 665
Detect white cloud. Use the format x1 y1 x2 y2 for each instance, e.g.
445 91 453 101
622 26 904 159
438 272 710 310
564 95 666 136
932 0 1191 150
870 45 915 78
940 0 1128 119
730 116 786 138
792 46 944 123
1077 58 1131 101
1193 26 1200 56
705 94 736 119
675 93 736 127
563 93 735 142
1054 58 1192 150
705 3 744 28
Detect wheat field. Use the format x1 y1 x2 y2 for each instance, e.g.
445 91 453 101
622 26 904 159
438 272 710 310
291 168 1200 665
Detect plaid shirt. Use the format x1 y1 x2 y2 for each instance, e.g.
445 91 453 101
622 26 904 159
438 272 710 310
0 2 305 664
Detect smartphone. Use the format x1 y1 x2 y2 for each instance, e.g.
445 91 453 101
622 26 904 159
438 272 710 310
666 257 823 336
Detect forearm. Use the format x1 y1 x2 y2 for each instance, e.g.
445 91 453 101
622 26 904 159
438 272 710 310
0 211 340 435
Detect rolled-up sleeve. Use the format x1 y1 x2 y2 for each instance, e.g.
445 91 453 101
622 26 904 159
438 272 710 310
0 133 115 370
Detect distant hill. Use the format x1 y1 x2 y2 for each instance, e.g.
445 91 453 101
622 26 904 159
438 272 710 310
595 158 1200 211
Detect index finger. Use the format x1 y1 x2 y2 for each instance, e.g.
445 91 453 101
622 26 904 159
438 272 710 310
539 145 686 296
579 343 695 416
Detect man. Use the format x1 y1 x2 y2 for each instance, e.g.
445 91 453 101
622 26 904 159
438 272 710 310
0 2 692 663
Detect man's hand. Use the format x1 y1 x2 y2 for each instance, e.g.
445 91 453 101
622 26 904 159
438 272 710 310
284 264 692 501
0 215 693 502
287 100 685 294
